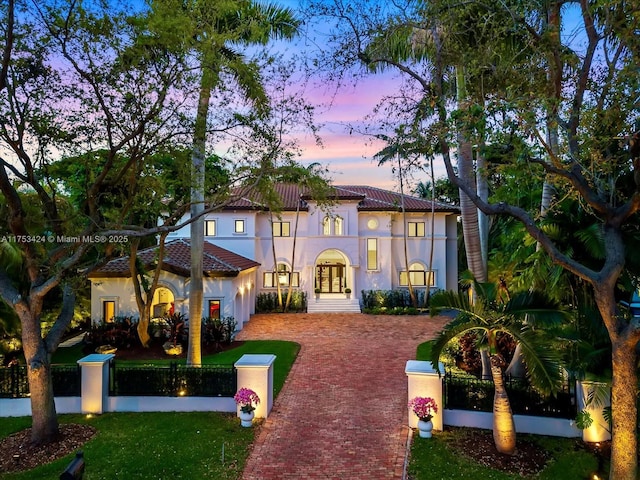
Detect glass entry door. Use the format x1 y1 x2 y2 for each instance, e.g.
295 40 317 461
316 264 345 293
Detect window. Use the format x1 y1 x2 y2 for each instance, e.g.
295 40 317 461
322 216 331 235
102 299 116 323
205 220 216 236
234 219 245 234
273 221 290 237
208 300 221 319
408 222 425 237
400 263 435 286
263 263 299 287
366 238 377 270
322 215 344 235
334 216 343 236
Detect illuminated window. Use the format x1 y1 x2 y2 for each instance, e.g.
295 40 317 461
322 215 344 235
102 299 116 323
234 219 245 234
408 222 425 237
334 216 343 235
205 220 216 236
322 216 331 235
366 238 377 270
400 263 435 286
263 263 299 287
273 221 290 237
208 300 221 319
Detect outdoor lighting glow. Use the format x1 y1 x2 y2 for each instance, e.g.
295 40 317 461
85 414 93 419
178 389 187 396
591 474 600 480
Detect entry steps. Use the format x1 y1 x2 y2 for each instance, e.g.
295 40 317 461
307 296 361 313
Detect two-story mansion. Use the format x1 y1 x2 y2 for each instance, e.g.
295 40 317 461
89 184 459 328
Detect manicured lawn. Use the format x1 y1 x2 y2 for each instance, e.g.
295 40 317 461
3 340 299 479
411 340 604 479
0 412 253 480
408 428 599 480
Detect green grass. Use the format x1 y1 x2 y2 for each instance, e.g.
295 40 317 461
0 412 254 480
408 428 599 480
3 340 300 479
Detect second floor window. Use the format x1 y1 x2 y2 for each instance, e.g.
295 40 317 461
205 220 216 236
322 215 344 236
408 222 425 237
273 221 290 237
367 238 378 270
235 219 245 234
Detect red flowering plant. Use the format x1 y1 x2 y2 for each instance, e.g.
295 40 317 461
408 396 438 422
234 388 260 413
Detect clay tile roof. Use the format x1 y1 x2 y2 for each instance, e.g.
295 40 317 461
89 238 260 278
222 183 457 213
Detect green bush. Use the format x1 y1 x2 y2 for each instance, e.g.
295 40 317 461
361 289 431 314
255 291 307 313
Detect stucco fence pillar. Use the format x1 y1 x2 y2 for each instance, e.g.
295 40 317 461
77 353 115 414
405 360 444 431
577 380 611 443
234 354 276 420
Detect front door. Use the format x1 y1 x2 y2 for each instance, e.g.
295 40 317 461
316 264 345 293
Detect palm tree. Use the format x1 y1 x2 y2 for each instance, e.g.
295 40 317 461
429 280 566 455
147 0 299 365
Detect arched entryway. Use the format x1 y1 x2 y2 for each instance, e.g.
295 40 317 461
151 285 176 319
315 249 349 294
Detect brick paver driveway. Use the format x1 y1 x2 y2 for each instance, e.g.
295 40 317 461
235 312 449 479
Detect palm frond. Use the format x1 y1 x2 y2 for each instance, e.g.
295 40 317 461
430 316 487 373
511 326 563 395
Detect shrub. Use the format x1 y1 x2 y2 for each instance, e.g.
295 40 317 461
202 316 237 348
255 291 307 313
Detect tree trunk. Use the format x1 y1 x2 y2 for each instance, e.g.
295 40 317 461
491 359 516 455
285 197 301 311
398 156 417 307
19 307 58 445
608 337 638 480
269 213 283 311
187 68 212 366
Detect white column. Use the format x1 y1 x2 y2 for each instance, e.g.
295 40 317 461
77 354 115 414
405 360 444 430
577 380 611 442
234 354 276 419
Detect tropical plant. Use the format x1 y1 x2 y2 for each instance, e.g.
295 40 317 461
429 280 567 455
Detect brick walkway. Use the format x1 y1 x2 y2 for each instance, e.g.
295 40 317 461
235 313 449 479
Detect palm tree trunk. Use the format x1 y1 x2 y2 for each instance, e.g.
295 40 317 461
398 154 417 306
285 195 301 311
491 359 516 455
188 68 213 366
269 212 283 311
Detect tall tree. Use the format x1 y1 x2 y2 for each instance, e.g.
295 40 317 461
0 1 190 444
147 0 300 365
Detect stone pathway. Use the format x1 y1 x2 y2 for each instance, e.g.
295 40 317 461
235 313 448 479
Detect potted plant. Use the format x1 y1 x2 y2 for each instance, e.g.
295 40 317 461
408 396 438 438
314 288 321 301
234 387 260 427
344 287 352 299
